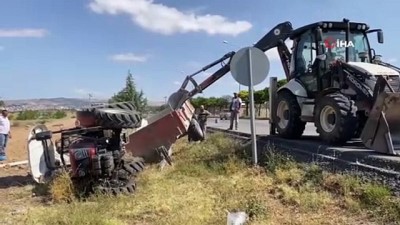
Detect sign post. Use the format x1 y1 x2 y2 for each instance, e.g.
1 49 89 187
230 47 270 165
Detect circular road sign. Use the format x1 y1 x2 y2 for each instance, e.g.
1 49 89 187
230 47 270 86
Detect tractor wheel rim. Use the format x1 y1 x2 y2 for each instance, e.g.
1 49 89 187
277 100 289 129
320 106 336 133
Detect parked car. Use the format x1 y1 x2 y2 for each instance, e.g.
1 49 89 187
219 109 231 120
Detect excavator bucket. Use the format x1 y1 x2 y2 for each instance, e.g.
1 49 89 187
360 91 400 155
168 89 189 110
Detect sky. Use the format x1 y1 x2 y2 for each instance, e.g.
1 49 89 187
1 0 399 102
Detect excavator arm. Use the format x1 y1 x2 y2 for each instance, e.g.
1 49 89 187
168 21 294 110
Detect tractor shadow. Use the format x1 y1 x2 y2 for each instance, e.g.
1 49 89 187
0 174 34 189
0 173 52 199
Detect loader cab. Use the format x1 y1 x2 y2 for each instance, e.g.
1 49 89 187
289 20 378 97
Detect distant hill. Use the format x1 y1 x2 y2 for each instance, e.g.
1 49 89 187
5 97 104 108
4 97 165 109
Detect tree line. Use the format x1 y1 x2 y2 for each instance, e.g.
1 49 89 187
0 72 287 119
190 79 288 115
9 109 68 121
102 73 288 116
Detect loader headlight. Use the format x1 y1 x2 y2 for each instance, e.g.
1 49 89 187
328 23 333 28
362 25 366 30
322 23 327 28
357 25 361 30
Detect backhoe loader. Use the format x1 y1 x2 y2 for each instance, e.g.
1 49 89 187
169 18 400 156
269 18 400 156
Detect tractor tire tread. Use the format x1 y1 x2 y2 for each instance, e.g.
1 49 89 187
92 102 137 111
93 108 142 129
95 177 137 196
106 102 136 111
122 158 145 176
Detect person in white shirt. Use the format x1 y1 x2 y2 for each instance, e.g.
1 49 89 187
0 107 11 161
228 92 242 130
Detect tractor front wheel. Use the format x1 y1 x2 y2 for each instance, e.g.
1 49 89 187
314 93 358 145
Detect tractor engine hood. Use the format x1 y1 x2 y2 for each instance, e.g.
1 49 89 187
347 62 400 76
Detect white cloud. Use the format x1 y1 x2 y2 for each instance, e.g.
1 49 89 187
110 53 149 63
0 29 48 38
88 0 252 36
173 81 181 85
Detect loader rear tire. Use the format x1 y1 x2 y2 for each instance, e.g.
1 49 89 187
274 91 306 139
314 93 358 145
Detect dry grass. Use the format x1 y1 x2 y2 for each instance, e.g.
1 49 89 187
6 133 400 225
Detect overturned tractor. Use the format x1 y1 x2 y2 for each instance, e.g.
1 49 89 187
28 102 146 195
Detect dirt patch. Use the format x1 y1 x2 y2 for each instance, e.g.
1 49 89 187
0 117 76 224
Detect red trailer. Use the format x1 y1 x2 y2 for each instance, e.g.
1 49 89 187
125 100 196 164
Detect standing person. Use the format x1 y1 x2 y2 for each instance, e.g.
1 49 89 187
197 105 211 141
228 92 242 130
0 107 11 161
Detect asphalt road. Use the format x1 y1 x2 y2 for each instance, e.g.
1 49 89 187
207 117 400 167
207 118 318 136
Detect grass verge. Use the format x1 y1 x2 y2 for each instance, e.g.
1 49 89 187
12 133 400 225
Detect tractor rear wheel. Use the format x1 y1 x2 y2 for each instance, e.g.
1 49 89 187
94 176 137 196
106 102 136 111
273 91 306 139
77 107 142 129
314 93 358 145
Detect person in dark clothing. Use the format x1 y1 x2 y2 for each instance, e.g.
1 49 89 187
197 105 211 141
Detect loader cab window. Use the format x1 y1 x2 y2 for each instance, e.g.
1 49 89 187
322 30 371 63
294 30 318 93
352 33 371 62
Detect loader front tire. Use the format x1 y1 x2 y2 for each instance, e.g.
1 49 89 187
274 91 306 139
314 93 357 145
